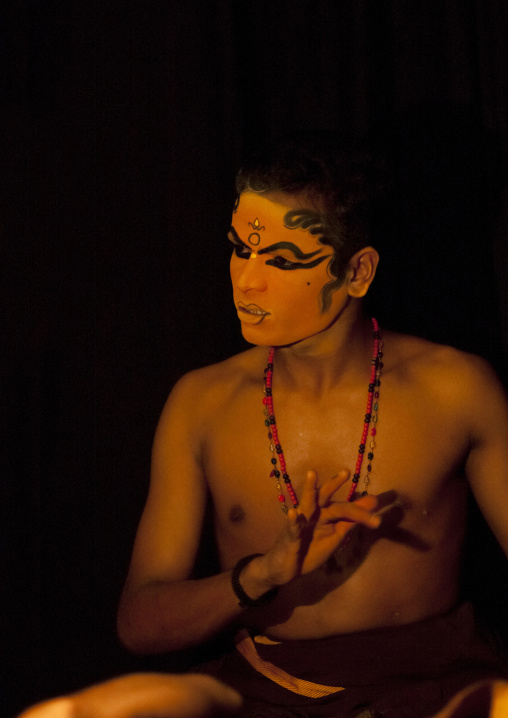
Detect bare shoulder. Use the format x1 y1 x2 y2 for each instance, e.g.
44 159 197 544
174 346 265 398
163 346 267 424
384 330 507 441
385 329 502 391
152 345 268 466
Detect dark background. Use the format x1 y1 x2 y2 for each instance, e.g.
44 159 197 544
2 2 508 716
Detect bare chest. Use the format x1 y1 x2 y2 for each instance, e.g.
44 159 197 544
203 378 469 565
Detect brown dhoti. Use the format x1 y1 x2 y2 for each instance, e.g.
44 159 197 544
207 603 508 717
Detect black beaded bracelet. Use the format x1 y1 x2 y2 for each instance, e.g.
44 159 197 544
231 553 279 608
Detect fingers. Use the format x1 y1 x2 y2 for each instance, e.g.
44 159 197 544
354 493 378 512
286 470 321 538
325 500 381 529
285 507 305 539
295 470 319 516
294 469 382 532
297 469 377 511
318 470 350 507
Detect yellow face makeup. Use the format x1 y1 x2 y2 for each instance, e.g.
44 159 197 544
229 192 348 347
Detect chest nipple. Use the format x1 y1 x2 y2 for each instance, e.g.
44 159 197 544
228 504 247 523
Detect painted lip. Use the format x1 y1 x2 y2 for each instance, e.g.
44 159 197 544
236 302 271 325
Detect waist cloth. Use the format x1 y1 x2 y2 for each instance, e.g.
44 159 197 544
204 603 508 717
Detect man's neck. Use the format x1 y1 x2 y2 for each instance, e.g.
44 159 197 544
271 312 376 397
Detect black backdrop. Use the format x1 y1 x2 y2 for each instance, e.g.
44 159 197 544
2 2 508 716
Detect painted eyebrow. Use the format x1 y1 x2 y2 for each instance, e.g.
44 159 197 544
228 227 248 246
228 228 325 261
257 241 324 260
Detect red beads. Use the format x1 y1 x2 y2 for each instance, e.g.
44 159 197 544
264 318 382 513
263 347 299 513
346 317 382 501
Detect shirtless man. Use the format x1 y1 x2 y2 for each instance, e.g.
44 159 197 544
118 133 508 717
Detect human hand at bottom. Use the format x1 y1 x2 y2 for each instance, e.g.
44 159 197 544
17 673 242 718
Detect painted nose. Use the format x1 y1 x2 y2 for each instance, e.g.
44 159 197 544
234 253 267 293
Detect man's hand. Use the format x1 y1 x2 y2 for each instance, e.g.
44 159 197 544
259 470 381 587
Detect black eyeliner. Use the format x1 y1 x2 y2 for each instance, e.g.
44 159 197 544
265 255 331 271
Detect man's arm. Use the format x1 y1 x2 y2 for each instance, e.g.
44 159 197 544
463 355 508 557
117 371 247 653
117 371 381 655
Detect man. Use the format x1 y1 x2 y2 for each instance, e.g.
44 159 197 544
117 132 508 717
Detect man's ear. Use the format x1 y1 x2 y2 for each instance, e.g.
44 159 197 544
346 247 379 298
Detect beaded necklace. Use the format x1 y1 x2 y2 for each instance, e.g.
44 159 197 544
262 318 383 515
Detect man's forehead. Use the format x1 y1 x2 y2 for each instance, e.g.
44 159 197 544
232 192 321 247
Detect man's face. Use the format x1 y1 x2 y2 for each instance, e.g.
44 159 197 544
229 192 349 347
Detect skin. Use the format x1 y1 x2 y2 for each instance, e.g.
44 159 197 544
431 680 508 718
117 191 508 655
17 673 242 718
229 192 343 347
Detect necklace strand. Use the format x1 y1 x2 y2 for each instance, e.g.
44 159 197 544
262 318 383 514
